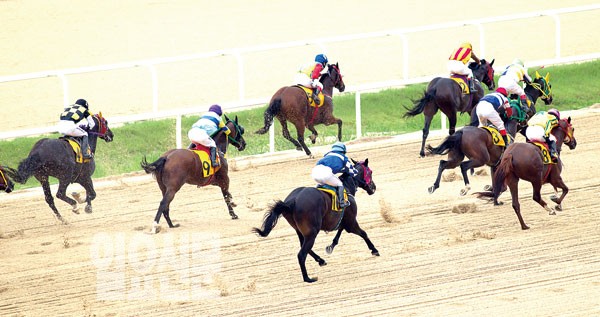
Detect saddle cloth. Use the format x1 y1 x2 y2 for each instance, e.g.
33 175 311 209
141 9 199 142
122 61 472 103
296 85 325 108
316 185 348 212
61 137 89 164
531 142 555 165
189 144 221 177
450 74 470 94
480 126 509 147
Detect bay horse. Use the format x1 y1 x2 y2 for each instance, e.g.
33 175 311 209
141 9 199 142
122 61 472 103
0 165 16 193
490 117 576 230
426 118 518 196
253 159 377 283
141 115 246 234
404 59 496 157
8 113 114 222
255 63 346 157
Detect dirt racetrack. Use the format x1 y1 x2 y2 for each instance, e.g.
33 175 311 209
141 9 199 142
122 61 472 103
0 108 599 316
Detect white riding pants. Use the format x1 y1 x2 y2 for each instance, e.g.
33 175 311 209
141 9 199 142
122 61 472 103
447 60 473 78
311 164 342 187
57 120 88 137
188 127 216 147
476 101 506 132
526 125 557 143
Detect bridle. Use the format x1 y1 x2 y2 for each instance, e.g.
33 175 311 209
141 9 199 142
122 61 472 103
226 119 245 150
353 161 373 190
87 113 109 139
557 118 574 145
529 77 552 102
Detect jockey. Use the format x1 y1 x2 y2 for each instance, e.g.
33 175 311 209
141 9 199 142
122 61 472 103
57 99 95 159
447 42 481 92
187 104 231 168
311 142 358 209
498 58 533 110
525 109 561 162
475 87 512 146
294 53 328 105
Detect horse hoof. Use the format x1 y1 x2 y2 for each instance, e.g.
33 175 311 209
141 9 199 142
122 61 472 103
494 201 504 206
460 187 470 196
483 185 492 192
71 205 80 214
372 251 380 256
555 205 563 212
304 277 318 283
230 214 239 220
550 195 559 203
318 260 327 267
85 205 92 214
325 245 334 254
549 210 556 216
428 186 436 194
521 225 530 230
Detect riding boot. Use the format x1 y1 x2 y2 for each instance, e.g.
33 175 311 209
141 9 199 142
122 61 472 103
469 78 477 93
187 143 195 149
312 89 321 106
81 135 93 159
547 139 559 162
210 146 220 168
337 186 350 209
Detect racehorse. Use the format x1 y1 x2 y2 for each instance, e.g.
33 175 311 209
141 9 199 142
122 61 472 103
141 115 246 234
404 59 496 157
8 113 114 222
489 117 576 230
426 119 518 196
0 165 16 193
253 159 378 283
255 63 346 157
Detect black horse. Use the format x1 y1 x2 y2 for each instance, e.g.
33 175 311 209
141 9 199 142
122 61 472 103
9 113 114 222
404 59 496 157
253 159 377 283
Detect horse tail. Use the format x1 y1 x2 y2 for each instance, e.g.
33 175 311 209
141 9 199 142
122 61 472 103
252 200 290 237
255 98 282 134
426 130 463 156
11 153 43 184
492 152 513 199
403 89 435 117
140 156 167 177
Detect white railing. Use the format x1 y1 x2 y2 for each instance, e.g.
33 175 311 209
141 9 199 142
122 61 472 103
1 4 599 151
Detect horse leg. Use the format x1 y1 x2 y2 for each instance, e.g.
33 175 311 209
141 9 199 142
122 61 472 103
550 180 568 211
429 160 449 194
214 172 238 219
37 175 66 223
507 178 529 230
419 114 434 158
326 228 343 254
54 180 79 214
307 124 318 144
459 160 474 196
296 230 326 266
78 180 96 214
297 231 319 283
336 118 343 141
151 189 180 234
279 119 303 151
344 219 380 256
531 180 555 216
294 124 312 157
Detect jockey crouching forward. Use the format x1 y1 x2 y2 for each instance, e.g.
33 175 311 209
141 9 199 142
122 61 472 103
294 53 328 105
57 99 95 159
447 42 481 92
498 58 533 110
187 104 230 168
525 109 561 162
311 142 357 209
475 88 512 146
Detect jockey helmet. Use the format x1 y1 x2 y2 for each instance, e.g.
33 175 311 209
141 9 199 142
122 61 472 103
209 104 223 116
331 141 346 154
495 87 508 97
512 58 524 67
75 99 89 109
315 54 328 66
548 108 560 120
461 42 472 49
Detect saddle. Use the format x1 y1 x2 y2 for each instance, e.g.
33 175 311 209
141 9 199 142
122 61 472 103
189 144 221 177
480 126 510 147
530 142 555 165
295 85 325 108
59 136 90 164
316 184 348 212
450 74 470 94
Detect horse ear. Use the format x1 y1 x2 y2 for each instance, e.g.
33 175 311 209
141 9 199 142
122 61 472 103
224 114 230 121
351 158 357 164
364 158 369 166
545 72 550 82
235 115 239 123
98 111 103 119
568 116 571 124
490 59 495 66
535 71 541 79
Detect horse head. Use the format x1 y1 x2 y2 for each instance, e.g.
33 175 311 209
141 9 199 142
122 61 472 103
470 58 495 90
0 166 15 193
528 71 553 106
555 116 576 151
322 63 345 93
224 114 246 152
91 112 114 142
350 158 376 195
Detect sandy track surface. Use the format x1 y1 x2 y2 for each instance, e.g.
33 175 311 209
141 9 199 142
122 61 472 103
0 109 598 316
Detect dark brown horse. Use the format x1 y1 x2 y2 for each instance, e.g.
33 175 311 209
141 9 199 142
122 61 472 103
141 115 246 234
0 165 16 193
426 120 517 196
490 117 576 230
255 63 346 157
404 59 496 157
8 113 114 222
253 159 377 283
